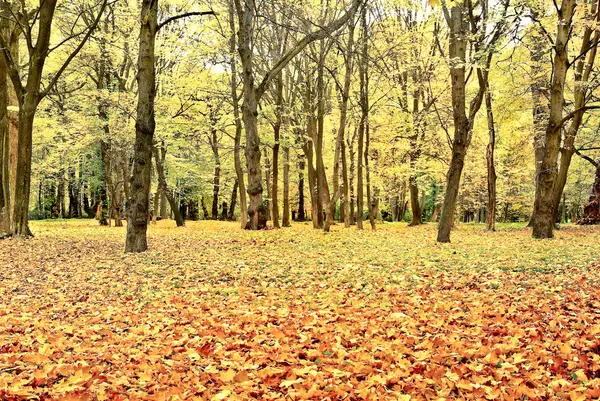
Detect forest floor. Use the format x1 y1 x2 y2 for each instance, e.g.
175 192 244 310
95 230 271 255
1 220 600 400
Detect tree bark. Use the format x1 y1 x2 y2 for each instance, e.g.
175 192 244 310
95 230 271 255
282 145 291 227
210 127 220 220
125 0 158 252
348 126 357 225
297 154 306 221
228 0 247 228
228 178 238 221
271 75 283 228
334 12 356 230
485 85 497 231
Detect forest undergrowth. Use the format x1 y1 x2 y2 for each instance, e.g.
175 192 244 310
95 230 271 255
1 220 599 400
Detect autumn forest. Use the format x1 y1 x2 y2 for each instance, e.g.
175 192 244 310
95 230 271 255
1 0 600 399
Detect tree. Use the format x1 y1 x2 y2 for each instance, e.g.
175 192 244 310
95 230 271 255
436 0 507 242
0 0 107 236
125 0 213 252
233 0 364 230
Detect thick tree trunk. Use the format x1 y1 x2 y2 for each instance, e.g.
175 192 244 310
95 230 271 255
160 191 167 219
408 174 421 226
485 86 497 231
532 0 575 239
12 104 36 236
236 0 263 230
528 27 549 228
125 0 157 252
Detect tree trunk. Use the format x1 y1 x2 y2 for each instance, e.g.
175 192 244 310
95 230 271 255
437 5 471 243
333 10 356 230
228 178 238 221
297 155 305 221
485 85 497 231
532 0 575 239
228 0 247 228
153 144 184 227
160 191 167 219
315 43 333 232
210 130 220 220
152 189 159 224
550 5 599 225
341 136 350 227
348 127 356 225
0 29 9 233
12 104 36 236
528 24 549 228
408 174 421 226
125 0 157 252
282 146 290 227
264 147 271 221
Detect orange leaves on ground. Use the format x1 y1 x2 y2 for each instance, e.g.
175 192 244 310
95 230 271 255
1 220 600 399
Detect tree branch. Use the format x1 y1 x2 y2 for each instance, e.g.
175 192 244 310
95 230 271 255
255 0 363 101
39 0 108 100
157 11 215 32
575 148 599 168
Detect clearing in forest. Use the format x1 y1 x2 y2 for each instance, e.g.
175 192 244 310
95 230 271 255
1 220 600 400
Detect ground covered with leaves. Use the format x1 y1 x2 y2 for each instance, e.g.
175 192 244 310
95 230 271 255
1 220 600 400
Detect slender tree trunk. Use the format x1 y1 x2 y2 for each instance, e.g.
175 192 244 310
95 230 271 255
270 73 283 228
348 127 356 225
282 146 290 227
125 0 157 252
297 155 306 221
341 136 350 227
229 1 247 228
437 5 470 243
152 190 159 224
153 144 184 227
485 85 497 231
264 147 271 221
210 130 220 220
228 178 238 221
550 5 599 224
315 44 333 232
333 10 356 230
0 30 9 233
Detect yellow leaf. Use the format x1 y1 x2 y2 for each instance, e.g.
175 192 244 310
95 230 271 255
213 390 231 400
